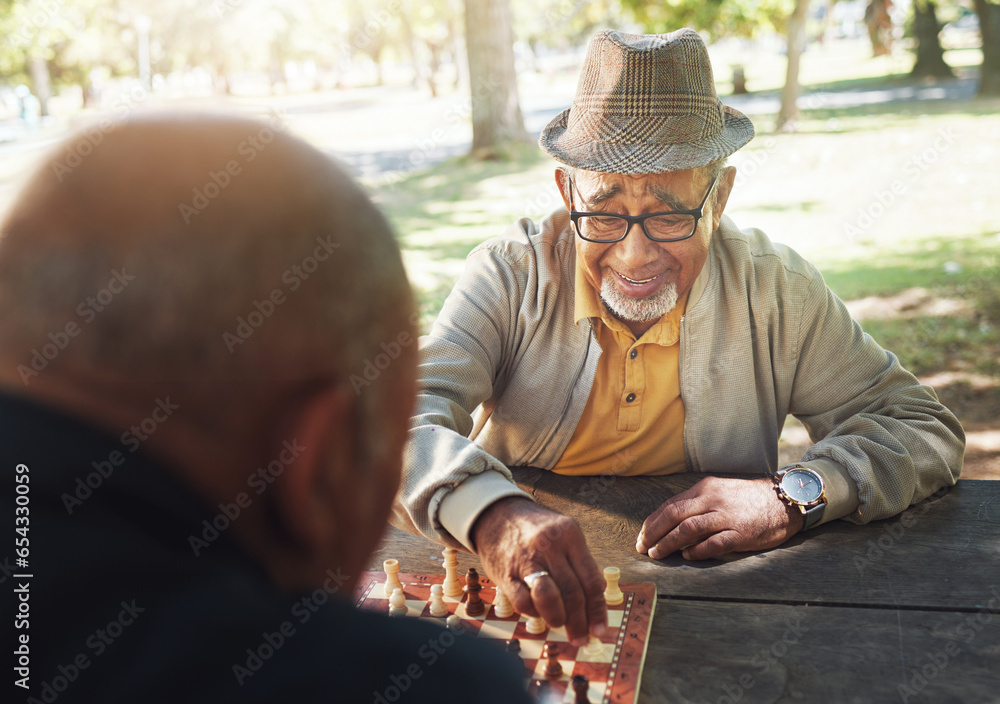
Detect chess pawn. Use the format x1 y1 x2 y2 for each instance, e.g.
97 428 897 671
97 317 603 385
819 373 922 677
572 674 591 703
446 614 468 634
603 566 624 605
492 587 514 618
389 587 408 617
505 638 525 673
442 547 463 598
542 642 563 679
525 615 547 635
428 584 448 617
581 636 604 658
532 680 554 702
464 567 485 616
383 559 403 597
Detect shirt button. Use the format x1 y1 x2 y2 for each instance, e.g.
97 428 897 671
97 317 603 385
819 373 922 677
629 349 638 359
625 393 636 403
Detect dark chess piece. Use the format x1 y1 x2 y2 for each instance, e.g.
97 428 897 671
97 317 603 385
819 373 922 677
572 674 591 703
542 642 562 679
464 567 485 616
531 679 553 701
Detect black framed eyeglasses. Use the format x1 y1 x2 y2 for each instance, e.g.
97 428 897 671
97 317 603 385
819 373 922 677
568 174 718 243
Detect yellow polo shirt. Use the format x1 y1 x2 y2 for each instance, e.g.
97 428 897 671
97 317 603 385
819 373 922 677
553 260 688 476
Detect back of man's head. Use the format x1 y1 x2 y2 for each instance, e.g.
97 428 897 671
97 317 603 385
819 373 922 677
0 113 417 588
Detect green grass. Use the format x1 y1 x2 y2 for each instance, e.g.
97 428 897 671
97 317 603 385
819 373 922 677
373 72 1000 382
820 234 1000 300
375 140 550 241
820 232 1000 377
374 141 557 328
862 315 1000 378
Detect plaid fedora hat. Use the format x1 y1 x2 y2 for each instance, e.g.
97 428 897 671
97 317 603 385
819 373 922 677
539 28 754 174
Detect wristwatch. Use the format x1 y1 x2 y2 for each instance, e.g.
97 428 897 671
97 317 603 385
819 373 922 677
772 464 827 532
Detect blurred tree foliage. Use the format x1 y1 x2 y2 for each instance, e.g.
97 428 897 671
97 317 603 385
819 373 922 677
512 0 622 50
619 0 794 40
0 0 475 101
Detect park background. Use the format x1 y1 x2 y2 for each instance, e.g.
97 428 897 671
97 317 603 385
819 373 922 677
1 0 997 477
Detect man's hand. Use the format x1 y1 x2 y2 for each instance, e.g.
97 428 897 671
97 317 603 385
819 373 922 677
636 476 804 560
472 496 607 646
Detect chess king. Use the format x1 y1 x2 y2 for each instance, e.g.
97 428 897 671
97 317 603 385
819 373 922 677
395 28 964 644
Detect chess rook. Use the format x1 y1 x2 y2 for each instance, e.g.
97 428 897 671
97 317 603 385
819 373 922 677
604 566 624 605
442 547 463 598
464 567 485 616
383 558 403 597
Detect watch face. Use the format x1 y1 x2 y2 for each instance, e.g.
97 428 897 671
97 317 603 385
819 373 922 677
781 468 823 503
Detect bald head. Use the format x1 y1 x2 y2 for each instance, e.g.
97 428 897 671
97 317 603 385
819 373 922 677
0 113 412 412
0 114 418 588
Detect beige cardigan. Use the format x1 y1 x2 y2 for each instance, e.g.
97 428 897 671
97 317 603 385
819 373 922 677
396 210 965 550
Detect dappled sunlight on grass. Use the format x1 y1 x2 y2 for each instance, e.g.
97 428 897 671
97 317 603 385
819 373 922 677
819 231 1000 380
743 200 824 214
374 141 553 241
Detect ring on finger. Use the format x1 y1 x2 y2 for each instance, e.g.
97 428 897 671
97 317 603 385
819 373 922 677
523 571 551 589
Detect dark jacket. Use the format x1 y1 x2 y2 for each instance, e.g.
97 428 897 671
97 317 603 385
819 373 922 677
1 392 530 703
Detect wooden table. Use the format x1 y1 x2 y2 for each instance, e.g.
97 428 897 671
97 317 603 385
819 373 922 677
372 470 1000 703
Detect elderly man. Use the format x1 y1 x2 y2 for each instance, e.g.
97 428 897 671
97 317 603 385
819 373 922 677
0 116 530 703
397 29 965 646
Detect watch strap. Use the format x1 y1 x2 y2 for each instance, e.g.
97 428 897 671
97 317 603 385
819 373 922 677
802 501 826 531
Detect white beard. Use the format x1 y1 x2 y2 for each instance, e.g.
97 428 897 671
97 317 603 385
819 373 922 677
599 270 679 323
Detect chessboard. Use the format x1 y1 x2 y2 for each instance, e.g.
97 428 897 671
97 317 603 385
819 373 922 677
354 570 656 703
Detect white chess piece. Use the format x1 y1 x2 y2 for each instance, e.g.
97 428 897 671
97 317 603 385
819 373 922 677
442 547 463 598
429 584 449 617
603 566 623 605
582 635 605 658
525 616 547 635
389 587 408 617
446 614 465 633
492 587 514 618
383 559 403 597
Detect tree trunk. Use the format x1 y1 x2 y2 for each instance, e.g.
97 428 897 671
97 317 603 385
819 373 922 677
425 42 443 98
463 0 527 158
974 0 1000 95
371 43 384 86
451 18 467 92
911 0 954 78
865 0 893 56
28 56 51 118
400 16 422 90
775 0 810 132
